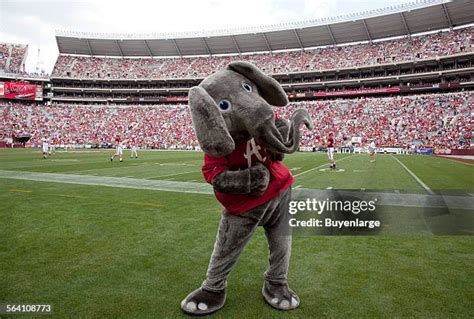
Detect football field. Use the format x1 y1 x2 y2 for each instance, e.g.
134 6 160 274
1 149 473 318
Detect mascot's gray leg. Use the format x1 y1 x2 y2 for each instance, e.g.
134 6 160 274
261 188 300 310
180 287 226 316
181 206 267 315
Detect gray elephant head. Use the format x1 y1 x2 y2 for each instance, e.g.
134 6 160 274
189 61 313 157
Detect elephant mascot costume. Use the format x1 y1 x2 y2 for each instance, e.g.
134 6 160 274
181 61 313 315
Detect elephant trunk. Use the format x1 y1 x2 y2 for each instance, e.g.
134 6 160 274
286 108 314 151
251 109 313 154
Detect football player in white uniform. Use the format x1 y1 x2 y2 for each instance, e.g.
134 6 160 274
130 137 138 159
368 140 376 162
110 135 124 162
42 137 49 159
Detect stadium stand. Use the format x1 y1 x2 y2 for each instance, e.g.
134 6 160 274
51 27 472 79
1 92 471 150
0 43 27 74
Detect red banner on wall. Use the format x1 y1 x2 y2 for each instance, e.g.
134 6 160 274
0 81 43 101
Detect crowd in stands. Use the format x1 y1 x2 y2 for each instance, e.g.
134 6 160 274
279 92 472 150
51 27 472 79
1 103 195 150
1 92 471 151
0 43 27 74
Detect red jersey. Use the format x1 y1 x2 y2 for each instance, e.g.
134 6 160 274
327 137 334 148
202 139 294 215
115 136 121 144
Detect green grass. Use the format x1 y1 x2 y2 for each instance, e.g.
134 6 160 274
396 155 474 191
1 149 473 318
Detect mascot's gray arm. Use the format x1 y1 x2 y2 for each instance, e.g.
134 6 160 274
212 162 270 197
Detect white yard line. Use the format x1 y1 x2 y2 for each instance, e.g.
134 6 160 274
293 162 328 177
293 154 356 177
390 155 434 195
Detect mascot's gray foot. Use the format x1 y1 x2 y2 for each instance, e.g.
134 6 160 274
262 281 300 310
180 287 226 316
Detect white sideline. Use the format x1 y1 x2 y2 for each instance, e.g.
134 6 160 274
1 169 473 210
390 155 434 195
0 169 214 195
293 154 356 177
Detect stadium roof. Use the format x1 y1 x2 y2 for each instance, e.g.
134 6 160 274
55 0 473 57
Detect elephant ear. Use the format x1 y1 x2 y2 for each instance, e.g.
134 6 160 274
227 61 288 107
188 86 235 157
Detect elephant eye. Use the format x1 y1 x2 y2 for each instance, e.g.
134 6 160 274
242 82 253 93
218 99 232 112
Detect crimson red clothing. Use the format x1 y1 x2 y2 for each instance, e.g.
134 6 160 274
327 137 334 148
202 139 294 215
